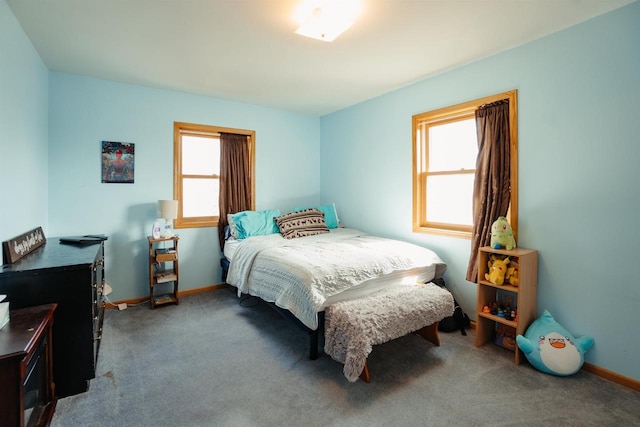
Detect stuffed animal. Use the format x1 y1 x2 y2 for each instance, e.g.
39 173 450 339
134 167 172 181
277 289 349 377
485 256 510 285
490 216 516 250
505 264 519 287
516 310 594 376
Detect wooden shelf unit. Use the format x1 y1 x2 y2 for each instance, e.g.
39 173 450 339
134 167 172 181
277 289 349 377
148 236 179 309
475 246 538 364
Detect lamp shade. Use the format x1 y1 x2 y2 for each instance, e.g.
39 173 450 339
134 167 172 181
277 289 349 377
158 200 178 220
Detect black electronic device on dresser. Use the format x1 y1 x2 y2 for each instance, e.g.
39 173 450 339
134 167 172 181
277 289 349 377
0 238 106 397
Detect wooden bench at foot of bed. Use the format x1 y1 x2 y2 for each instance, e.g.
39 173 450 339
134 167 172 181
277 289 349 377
358 322 441 383
324 283 454 383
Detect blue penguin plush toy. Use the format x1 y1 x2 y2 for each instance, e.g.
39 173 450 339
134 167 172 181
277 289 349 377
516 310 594 376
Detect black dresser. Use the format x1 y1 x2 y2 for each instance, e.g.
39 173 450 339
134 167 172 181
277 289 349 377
0 239 106 397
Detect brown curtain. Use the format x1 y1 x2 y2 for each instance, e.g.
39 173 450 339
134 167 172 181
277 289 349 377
466 100 511 282
218 132 252 251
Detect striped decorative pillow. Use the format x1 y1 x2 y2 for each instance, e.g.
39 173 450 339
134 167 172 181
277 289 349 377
275 208 330 239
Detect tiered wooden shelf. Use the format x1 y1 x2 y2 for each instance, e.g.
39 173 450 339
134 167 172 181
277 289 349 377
148 236 179 309
475 246 538 364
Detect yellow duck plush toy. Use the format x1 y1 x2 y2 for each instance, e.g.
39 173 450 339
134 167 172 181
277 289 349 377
485 256 510 286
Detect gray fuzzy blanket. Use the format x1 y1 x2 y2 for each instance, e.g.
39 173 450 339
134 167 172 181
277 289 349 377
324 283 454 382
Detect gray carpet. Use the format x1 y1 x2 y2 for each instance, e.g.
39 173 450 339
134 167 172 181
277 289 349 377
51 289 640 427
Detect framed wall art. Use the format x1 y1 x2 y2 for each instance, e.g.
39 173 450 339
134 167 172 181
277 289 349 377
102 141 134 183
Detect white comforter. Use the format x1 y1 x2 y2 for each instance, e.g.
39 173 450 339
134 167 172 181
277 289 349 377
226 228 446 329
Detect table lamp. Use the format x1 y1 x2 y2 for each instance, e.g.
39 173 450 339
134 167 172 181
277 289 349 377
158 200 178 237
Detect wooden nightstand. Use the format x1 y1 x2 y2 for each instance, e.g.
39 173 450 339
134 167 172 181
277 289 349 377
148 236 179 309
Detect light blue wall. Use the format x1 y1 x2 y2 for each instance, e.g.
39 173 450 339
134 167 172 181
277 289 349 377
321 2 640 381
48 72 320 301
3 0 639 382
0 0 49 240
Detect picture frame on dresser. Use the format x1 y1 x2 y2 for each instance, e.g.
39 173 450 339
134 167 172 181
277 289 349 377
2 227 46 264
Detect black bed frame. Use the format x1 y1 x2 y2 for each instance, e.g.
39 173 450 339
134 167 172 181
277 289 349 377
265 302 325 360
221 257 324 359
221 257 446 360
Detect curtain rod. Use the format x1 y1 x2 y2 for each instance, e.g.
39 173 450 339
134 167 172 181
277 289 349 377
478 99 509 110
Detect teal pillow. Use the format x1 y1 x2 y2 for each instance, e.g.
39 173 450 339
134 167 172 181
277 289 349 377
229 211 249 239
234 209 281 240
230 210 260 234
293 204 339 229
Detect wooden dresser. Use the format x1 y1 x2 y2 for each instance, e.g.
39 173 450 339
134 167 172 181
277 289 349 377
0 239 106 397
0 304 57 427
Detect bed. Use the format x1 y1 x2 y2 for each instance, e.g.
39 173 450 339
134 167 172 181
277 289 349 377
223 207 449 360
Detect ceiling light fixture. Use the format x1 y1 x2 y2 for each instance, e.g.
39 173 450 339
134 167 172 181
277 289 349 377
294 0 361 42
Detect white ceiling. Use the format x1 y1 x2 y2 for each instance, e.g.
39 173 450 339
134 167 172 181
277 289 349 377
7 0 635 116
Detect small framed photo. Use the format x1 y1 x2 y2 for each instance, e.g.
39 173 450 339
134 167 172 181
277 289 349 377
102 141 134 183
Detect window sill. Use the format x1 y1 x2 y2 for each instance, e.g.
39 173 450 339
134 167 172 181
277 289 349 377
412 226 471 239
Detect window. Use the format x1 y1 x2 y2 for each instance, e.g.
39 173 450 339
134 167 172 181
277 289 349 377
412 91 518 238
173 122 254 229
